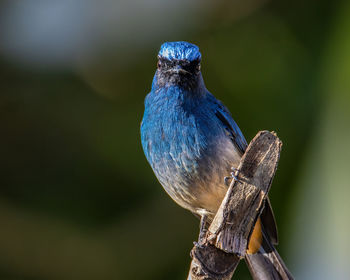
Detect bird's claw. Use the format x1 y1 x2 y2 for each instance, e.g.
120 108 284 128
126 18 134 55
231 167 240 173
224 167 242 185
224 176 232 186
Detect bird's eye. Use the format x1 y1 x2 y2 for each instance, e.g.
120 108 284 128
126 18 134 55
196 64 201 72
157 60 161 69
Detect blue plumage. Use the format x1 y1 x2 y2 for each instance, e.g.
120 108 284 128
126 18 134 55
158 41 201 61
140 42 294 279
141 41 247 218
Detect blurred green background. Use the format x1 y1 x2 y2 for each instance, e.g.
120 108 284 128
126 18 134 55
1 0 350 279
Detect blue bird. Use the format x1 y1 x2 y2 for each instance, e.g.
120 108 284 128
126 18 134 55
141 41 293 280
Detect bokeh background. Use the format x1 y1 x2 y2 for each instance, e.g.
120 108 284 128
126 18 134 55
1 0 350 279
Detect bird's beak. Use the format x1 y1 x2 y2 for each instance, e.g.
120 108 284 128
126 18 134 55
166 65 191 75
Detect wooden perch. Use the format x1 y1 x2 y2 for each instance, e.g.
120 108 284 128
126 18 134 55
188 131 282 280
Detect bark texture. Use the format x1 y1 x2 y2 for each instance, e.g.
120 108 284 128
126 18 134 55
188 131 283 280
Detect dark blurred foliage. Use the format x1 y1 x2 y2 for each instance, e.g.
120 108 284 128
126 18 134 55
1 0 350 279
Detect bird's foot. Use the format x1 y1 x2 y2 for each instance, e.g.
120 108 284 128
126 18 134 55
224 176 232 186
231 167 240 173
224 167 242 185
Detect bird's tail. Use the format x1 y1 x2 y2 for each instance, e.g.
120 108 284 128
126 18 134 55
245 220 293 280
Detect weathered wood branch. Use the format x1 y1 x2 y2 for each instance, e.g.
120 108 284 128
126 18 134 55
187 131 282 280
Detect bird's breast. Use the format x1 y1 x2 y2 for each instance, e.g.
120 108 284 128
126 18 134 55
141 91 241 217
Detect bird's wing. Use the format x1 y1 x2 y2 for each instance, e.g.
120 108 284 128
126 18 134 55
208 94 248 154
207 94 279 246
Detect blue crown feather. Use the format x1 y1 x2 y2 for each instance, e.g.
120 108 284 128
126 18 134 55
158 41 201 61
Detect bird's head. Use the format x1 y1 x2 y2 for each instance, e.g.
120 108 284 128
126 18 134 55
152 41 204 91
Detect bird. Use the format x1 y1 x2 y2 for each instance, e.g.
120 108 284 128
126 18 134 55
141 41 293 279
